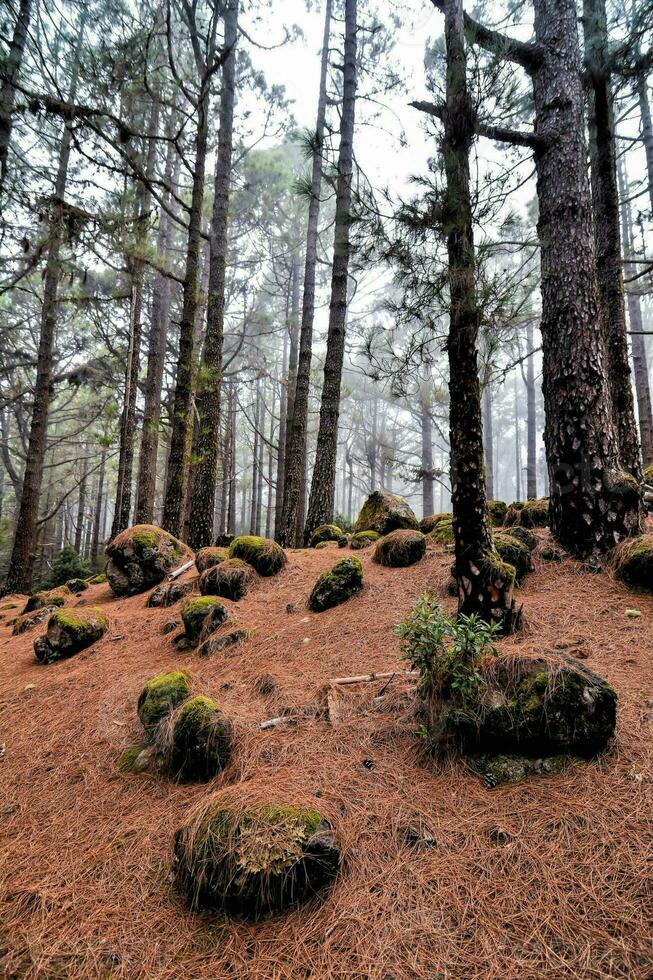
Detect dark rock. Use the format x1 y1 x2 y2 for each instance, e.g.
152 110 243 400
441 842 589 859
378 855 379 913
147 581 193 608
253 673 276 695
165 696 231 782
137 670 190 733
228 536 286 577
105 524 190 597
373 529 426 568
200 559 254 601
12 606 55 635
419 512 452 534
34 607 108 664
308 557 363 612
198 629 249 658
310 524 343 547
23 586 71 613
350 530 379 550
195 547 229 573
181 596 228 645
355 490 419 535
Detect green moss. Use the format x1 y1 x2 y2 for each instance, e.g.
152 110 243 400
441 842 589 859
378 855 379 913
196 547 229 574
131 528 159 550
643 465 653 485
105 524 188 596
65 578 89 593
90 572 107 584
309 557 363 612
484 549 517 589
350 530 380 550
430 518 454 545
51 607 108 635
116 745 144 773
174 800 339 917
613 534 653 591
310 524 343 547
354 490 419 534
34 606 108 664
182 596 228 644
487 500 508 527
200 559 252 601
520 498 549 528
228 536 286 576
373 529 426 568
168 695 231 782
503 525 536 551
493 533 532 584
23 585 71 613
419 512 452 534
137 670 190 732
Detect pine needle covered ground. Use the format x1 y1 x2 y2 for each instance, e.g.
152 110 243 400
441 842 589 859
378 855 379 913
0 536 652 979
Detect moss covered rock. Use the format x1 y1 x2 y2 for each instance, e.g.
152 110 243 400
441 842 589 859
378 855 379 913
147 581 193 608
350 530 380 550
34 607 108 664
337 534 349 548
137 670 190 733
540 544 564 563
181 596 228 645
23 585 71 614
173 801 340 917
105 524 190 596
309 557 363 612
503 525 536 551
228 536 286 577
472 753 572 786
429 518 454 545
195 547 229 574
613 534 653 590
200 559 253 601
520 498 549 528
310 524 343 547
449 655 617 757
90 572 107 585
354 490 419 535
644 465 653 486
373 529 426 568
419 512 452 534
13 606 55 635
493 533 533 584
165 695 232 782
487 500 508 527
65 578 88 594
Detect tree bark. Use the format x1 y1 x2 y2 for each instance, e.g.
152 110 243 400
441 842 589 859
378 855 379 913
531 0 641 557
304 0 357 543
135 118 180 523
277 0 333 546
525 320 537 499
420 396 434 516
635 71 653 215
187 0 238 550
617 155 653 467
5 15 86 594
90 448 106 569
583 0 641 478
74 459 87 554
442 0 518 629
0 0 31 201
482 365 494 499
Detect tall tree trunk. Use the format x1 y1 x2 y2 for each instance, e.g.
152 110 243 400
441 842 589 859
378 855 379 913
90 448 106 569
187 0 238 549
421 397 434 516
635 71 653 215
161 74 212 537
304 0 357 542
249 384 260 534
531 0 641 557
525 320 537 499
442 0 517 629
5 16 86 594
227 383 237 535
135 120 180 523
277 0 332 546
583 0 641 477
0 0 31 201
74 459 87 554
274 326 289 534
482 366 494 499
618 155 653 467
514 374 521 502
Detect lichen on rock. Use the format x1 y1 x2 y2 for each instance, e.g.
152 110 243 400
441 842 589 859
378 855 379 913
163 695 231 782
23 585 71 614
419 512 452 534
310 524 343 547
493 532 533 584
429 518 454 545
195 547 229 574
200 559 253 601
181 596 228 645
173 800 340 917
373 529 426 568
354 490 419 535
34 606 108 664
503 525 537 551
105 524 190 596
309 557 363 612
487 500 508 527
228 536 286 577
137 670 190 733
350 530 379 550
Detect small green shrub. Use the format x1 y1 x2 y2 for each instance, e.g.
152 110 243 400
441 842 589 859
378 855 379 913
42 544 90 589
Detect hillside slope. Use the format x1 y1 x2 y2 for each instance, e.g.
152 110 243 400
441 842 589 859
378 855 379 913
1 538 652 979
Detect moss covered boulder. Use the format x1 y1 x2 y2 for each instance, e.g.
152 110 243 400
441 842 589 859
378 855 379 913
200 559 254 601
338 534 349 548
520 498 549 528
34 607 108 664
613 534 653 590
137 670 190 734
487 500 508 527
354 491 419 535
105 524 190 596
147 581 193 608
165 695 231 782
65 578 88 594
493 532 533 584
181 596 228 645
12 606 55 635
449 655 617 757
228 536 286 577
310 524 342 547
350 530 379 550
419 512 452 534
195 547 229 574
23 585 71 614
429 518 454 545
309 556 363 612
173 801 340 917
373 529 426 568
503 525 536 551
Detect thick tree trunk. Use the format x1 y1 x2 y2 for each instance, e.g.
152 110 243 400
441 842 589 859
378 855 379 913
90 448 106 569
635 72 653 215
249 384 261 535
277 0 332 546
482 366 494 499
617 156 653 467
274 327 289 534
74 460 87 554
5 17 86 594
421 398 434 516
525 320 537 499
187 0 238 550
583 0 641 477
162 77 212 536
135 122 180 523
304 0 357 542
531 0 641 557
0 0 31 201
227 383 237 535
280 253 301 542
442 0 518 629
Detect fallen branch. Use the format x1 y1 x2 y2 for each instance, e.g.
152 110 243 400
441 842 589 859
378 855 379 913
169 559 194 580
329 670 419 686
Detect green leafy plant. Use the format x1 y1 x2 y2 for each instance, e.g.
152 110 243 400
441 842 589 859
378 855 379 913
41 544 90 589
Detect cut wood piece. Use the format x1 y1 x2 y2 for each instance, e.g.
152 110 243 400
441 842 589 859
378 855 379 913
169 559 194 580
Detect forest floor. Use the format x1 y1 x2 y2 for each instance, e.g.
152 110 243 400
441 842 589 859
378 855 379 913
0 533 652 979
